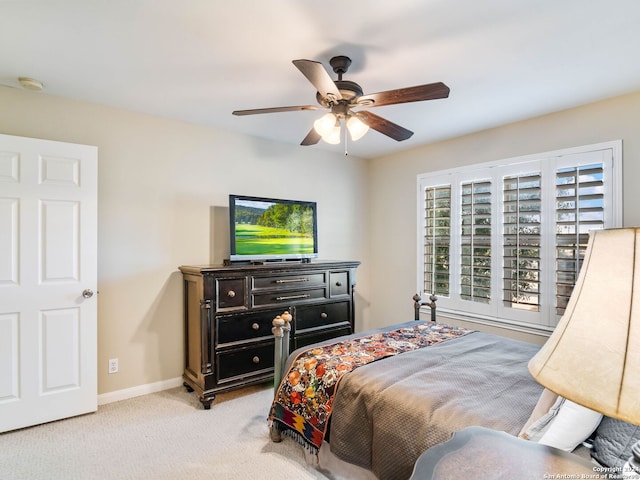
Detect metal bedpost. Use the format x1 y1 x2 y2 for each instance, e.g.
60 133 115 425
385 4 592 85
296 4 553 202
413 294 422 321
271 310 292 394
428 294 438 322
413 293 438 322
270 311 292 443
272 315 285 393
281 310 292 368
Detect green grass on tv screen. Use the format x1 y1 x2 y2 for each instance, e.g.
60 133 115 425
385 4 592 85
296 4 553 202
235 224 314 255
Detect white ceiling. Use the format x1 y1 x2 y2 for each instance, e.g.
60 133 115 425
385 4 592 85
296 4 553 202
2 1 640 159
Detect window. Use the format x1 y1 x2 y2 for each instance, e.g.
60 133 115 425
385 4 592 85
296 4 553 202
502 172 542 312
461 180 492 304
417 141 622 331
423 185 451 297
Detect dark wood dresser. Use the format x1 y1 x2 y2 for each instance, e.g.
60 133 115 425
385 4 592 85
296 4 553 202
179 260 360 408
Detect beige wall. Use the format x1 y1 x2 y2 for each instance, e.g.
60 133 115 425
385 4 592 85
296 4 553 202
367 90 640 341
0 86 371 395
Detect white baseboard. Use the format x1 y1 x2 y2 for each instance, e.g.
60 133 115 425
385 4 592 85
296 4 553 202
98 376 184 406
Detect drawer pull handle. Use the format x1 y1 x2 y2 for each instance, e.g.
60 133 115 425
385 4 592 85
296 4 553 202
227 290 236 298
252 356 260 364
251 322 260 331
275 278 309 284
276 294 310 301
335 281 343 287
320 312 328 319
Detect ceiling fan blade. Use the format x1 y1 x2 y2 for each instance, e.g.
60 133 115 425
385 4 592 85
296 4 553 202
356 111 414 141
300 128 322 146
232 105 323 116
292 59 342 101
359 82 450 107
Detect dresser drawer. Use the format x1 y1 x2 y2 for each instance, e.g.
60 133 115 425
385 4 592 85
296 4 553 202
216 277 247 310
217 342 274 382
329 271 349 297
295 301 350 331
294 325 352 350
216 309 280 346
253 272 326 290
253 287 326 307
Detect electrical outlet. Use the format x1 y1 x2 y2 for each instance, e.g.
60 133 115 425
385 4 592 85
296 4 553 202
108 358 118 374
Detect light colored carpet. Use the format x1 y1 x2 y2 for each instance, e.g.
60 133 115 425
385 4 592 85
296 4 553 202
0 383 331 480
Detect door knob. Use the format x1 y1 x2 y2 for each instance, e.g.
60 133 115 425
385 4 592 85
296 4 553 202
82 289 94 299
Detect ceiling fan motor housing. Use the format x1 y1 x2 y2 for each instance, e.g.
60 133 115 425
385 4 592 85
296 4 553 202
329 55 352 75
317 79 363 107
335 80 363 101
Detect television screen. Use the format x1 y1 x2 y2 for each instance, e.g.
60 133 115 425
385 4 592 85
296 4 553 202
229 194 318 262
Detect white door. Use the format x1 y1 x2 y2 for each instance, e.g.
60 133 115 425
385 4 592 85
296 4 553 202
0 133 98 432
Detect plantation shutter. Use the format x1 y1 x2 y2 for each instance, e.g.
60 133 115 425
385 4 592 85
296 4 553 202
503 173 542 312
424 185 451 297
460 180 492 304
418 141 619 330
555 163 605 316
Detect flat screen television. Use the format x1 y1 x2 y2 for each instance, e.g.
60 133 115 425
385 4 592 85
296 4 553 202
228 194 318 262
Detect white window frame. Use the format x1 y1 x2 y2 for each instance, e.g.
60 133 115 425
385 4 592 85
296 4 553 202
416 140 622 333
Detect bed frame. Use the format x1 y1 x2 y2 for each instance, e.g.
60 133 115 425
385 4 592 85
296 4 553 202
269 294 437 442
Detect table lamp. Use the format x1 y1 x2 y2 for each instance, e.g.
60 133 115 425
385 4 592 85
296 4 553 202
528 227 640 478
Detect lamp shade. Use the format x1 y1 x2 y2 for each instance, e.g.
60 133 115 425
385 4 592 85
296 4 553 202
346 115 369 141
322 124 341 144
528 228 640 425
313 113 341 144
313 113 337 137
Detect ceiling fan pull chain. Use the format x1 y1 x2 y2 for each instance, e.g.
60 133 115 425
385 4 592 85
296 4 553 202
344 121 349 156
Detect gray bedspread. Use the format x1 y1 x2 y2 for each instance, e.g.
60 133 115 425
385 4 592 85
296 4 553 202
327 331 543 480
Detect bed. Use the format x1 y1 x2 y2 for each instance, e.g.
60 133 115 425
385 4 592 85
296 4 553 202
268 297 546 480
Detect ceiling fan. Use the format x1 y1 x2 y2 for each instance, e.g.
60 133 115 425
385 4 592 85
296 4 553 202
232 55 450 146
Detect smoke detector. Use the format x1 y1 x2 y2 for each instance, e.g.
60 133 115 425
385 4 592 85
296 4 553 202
18 77 44 91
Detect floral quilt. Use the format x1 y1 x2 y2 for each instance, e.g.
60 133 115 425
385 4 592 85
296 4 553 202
268 322 473 451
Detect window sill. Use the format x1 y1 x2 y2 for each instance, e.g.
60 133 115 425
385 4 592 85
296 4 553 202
422 306 554 338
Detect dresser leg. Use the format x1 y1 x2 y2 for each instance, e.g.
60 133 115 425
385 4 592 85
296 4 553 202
200 395 215 410
183 382 194 393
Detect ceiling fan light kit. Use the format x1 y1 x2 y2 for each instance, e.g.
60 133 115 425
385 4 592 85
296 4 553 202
313 112 369 144
314 113 341 144
346 115 369 141
323 126 341 145
314 112 338 136
232 55 450 149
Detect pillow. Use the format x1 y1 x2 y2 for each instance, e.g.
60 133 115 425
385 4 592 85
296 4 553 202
591 416 640 468
537 399 603 452
519 389 562 441
519 390 604 452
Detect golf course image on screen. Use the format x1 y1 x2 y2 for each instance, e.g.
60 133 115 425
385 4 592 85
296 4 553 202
234 199 315 256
